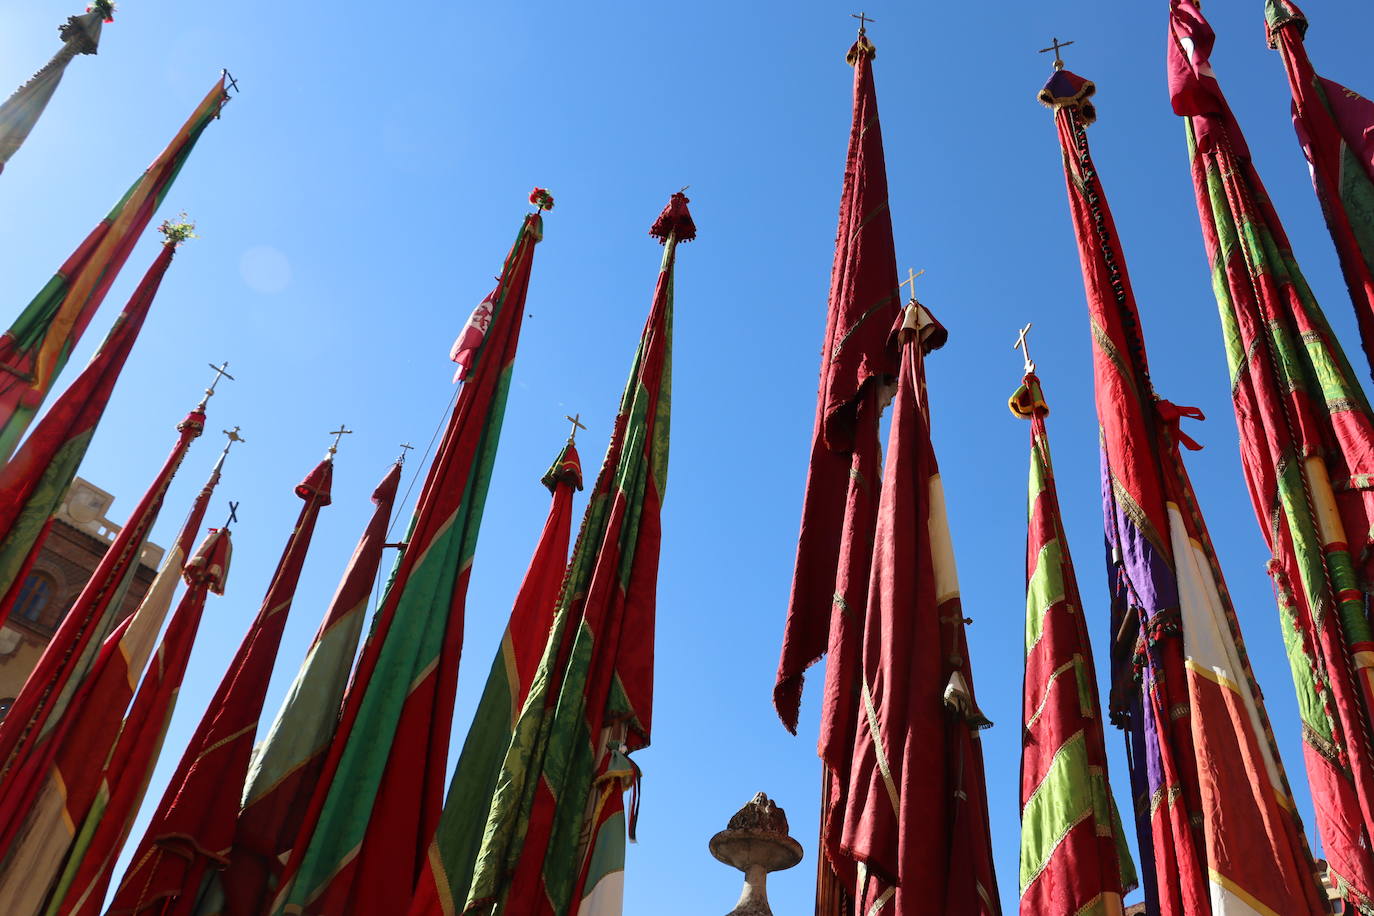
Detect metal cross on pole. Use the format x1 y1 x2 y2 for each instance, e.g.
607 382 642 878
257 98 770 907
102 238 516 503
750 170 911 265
223 425 245 447
1013 322 1036 374
397 442 414 464
1038 37 1075 70
326 424 353 456
900 267 926 303
224 500 240 529
851 11 874 34
565 413 587 443
196 361 235 409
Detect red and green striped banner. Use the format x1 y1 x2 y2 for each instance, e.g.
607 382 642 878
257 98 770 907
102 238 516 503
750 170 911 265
1044 50 1325 914
271 203 547 916
1172 1 1374 909
409 441 583 915
0 238 178 620
108 459 333 913
210 461 402 914
1011 374 1135 915
1267 0 1374 383
0 77 225 461
449 192 688 916
0 404 205 911
43 527 235 916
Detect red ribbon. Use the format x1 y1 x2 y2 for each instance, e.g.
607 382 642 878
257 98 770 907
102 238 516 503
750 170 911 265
1156 399 1206 451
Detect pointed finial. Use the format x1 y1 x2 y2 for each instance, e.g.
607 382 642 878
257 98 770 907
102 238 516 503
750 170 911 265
851 11 875 35
326 424 353 457
564 413 587 443
900 268 926 304
1038 37 1075 70
397 442 415 464
196 361 235 410
1013 323 1036 374
223 500 240 529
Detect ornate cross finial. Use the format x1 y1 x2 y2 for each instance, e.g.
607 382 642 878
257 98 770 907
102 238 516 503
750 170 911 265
851 11 874 35
900 268 926 303
223 425 245 446
224 500 240 529
326 424 353 457
197 361 235 409
397 442 414 464
1038 37 1075 70
1014 322 1036 374
565 413 587 443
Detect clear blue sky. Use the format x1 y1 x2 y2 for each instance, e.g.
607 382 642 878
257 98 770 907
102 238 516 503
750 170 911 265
2 1 1373 911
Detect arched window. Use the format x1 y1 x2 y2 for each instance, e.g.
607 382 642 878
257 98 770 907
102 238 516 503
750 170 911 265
14 571 56 624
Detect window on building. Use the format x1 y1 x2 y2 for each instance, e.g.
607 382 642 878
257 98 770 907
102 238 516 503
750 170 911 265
14 571 56 625
0 697 11 720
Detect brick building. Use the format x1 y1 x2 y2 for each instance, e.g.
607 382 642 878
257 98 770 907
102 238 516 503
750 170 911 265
0 478 162 709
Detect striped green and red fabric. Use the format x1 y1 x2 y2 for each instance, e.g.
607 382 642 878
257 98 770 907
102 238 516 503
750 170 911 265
0 6 106 173
1044 59 1325 915
0 406 205 912
0 438 235 915
1267 0 1374 382
270 201 548 916
1010 374 1135 916
208 461 402 915
0 77 225 461
408 440 582 915
1172 2 1374 909
0 237 178 617
44 527 235 916
0 395 202 795
108 459 333 914
447 192 688 916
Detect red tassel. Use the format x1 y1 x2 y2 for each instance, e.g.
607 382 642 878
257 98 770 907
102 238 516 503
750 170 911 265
649 192 696 244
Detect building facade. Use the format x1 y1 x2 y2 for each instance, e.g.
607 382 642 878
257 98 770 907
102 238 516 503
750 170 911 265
0 478 162 710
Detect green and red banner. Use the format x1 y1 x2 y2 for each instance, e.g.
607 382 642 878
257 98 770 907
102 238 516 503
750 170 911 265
1011 374 1135 916
0 405 205 911
0 238 178 618
0 5 107 173
0 436 236 914
271 199 549 916
448 191 687 916
409 440 583 914
45 527 234 916
1171 2 1374 909
0 396 202 795
1266 0 1374 383
210 461 402 914
0 77 225 461
1044 53 1325 914
108 460 333 914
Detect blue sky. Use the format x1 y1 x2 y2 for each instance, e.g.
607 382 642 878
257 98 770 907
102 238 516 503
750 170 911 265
2 0 1374 911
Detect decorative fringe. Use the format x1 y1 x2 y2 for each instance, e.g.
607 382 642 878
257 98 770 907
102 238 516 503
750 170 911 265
1265 0 1307 47
846 35 876 66
1038 69 1097 126
649 191 696 244
528 187 555 211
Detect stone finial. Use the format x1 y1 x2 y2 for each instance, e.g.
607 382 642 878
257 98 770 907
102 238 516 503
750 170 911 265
709 793 803 916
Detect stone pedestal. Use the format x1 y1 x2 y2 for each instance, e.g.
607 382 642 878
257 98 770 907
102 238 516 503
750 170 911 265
709 793 803 916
